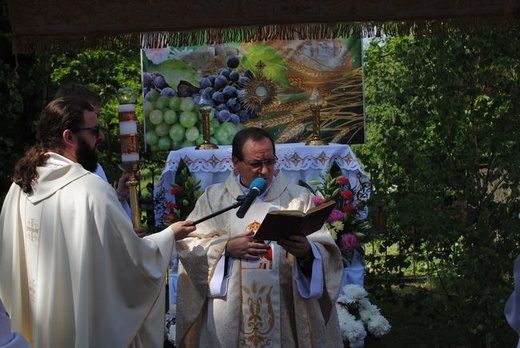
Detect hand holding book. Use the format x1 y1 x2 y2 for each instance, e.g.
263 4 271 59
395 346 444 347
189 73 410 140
254 200 336 241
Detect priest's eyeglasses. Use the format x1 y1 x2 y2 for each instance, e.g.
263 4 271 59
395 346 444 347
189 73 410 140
75 125 101 138
243 156 278 169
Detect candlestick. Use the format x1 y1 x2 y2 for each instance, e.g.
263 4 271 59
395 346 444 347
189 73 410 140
118 160 144 229
117 87 143 228
118 88 140 162
306 88 328 146
196 91 218 150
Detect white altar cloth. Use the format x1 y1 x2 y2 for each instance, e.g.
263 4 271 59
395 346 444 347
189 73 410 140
153 143 370 226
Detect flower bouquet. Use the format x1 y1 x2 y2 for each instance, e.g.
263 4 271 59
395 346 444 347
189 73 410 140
155 162 203 346
154 161 203 227
304 165 370 267
336 284 391 348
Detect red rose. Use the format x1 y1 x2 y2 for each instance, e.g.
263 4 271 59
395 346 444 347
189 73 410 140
342 203 355 213
337 177 350 186
170 186 182 195
165 202 176 211
341 190 354 201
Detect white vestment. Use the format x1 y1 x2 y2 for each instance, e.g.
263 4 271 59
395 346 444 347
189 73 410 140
175 172 343 348
0 153 175 348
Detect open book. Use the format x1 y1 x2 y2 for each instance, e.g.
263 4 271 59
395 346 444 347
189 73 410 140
253 200 336 241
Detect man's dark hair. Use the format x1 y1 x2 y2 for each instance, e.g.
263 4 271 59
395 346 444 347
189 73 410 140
232 127 276 161
13 97 94 194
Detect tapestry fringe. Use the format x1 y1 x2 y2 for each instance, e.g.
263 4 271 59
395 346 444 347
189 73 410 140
140 18 520 49
11 18 520 54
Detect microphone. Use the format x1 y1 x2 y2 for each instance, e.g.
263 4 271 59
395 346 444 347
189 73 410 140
236 178 267 219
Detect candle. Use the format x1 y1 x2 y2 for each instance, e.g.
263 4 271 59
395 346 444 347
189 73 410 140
117 88 139 162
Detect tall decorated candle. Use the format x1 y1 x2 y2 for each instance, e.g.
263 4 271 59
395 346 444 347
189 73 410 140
118 88 140 162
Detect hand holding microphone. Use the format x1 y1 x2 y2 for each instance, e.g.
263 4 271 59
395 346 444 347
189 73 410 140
236 178 267 218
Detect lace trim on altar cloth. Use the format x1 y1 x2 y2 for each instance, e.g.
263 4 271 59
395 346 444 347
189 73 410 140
164 143 364 174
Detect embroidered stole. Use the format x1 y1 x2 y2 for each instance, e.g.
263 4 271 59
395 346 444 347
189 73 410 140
22 198 42 320
231 200 286 347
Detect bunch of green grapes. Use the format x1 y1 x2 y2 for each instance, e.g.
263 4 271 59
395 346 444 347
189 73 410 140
143 55 253 151
144 91 239 151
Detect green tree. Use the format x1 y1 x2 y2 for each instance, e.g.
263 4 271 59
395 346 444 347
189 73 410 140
0 0 48 197
48 47 142 183
0 0 146 198
358 32 520 346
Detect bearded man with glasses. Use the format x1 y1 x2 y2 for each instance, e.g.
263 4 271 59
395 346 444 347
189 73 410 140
175 127 343 347
53 83 143 235
0 97 196 347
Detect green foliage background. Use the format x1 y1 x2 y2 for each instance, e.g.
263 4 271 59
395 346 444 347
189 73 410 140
356 31 520 346
2 0 520 343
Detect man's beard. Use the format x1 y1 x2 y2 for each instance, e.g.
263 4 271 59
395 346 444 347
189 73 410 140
76 136 99 172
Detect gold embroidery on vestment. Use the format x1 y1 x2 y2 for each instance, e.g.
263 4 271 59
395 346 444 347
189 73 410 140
239 280 275 347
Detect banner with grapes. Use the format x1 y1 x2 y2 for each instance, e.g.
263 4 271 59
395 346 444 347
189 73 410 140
141 37 364 151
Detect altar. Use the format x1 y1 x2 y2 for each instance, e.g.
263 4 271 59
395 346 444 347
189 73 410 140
154 141 371 312
153 142 371 226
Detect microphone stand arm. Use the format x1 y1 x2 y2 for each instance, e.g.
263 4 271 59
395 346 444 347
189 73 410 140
191 196 246 226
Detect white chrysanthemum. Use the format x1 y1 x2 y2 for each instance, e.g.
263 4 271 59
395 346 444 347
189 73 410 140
144 48 171 65
337 284 368 304
336 305 356 327
358 299 381 321
345 318 367 343
337 304 367 343
367 315 392 337
336 285 391 345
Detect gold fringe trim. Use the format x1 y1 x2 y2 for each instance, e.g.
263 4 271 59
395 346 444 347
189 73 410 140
141 18 520 48
11 18 520 54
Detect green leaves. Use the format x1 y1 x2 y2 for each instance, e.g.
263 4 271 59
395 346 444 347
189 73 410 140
361 32 520 346
241 42 290 88
154 59 199 88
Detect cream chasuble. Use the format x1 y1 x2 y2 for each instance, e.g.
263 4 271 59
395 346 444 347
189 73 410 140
0 152 176 348
176 172 344 348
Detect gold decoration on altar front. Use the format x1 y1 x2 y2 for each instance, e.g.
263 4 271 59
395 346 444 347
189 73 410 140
306 88 328 146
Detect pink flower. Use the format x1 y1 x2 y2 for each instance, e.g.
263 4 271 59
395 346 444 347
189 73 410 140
340 233 359 252
337 177 350 186
313 195 326 206
327 209 344 222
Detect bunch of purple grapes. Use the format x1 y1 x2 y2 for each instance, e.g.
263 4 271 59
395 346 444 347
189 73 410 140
142 72 177 98
196 55 256 125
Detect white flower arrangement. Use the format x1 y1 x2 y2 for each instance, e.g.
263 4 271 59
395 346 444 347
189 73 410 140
336 284 391 347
